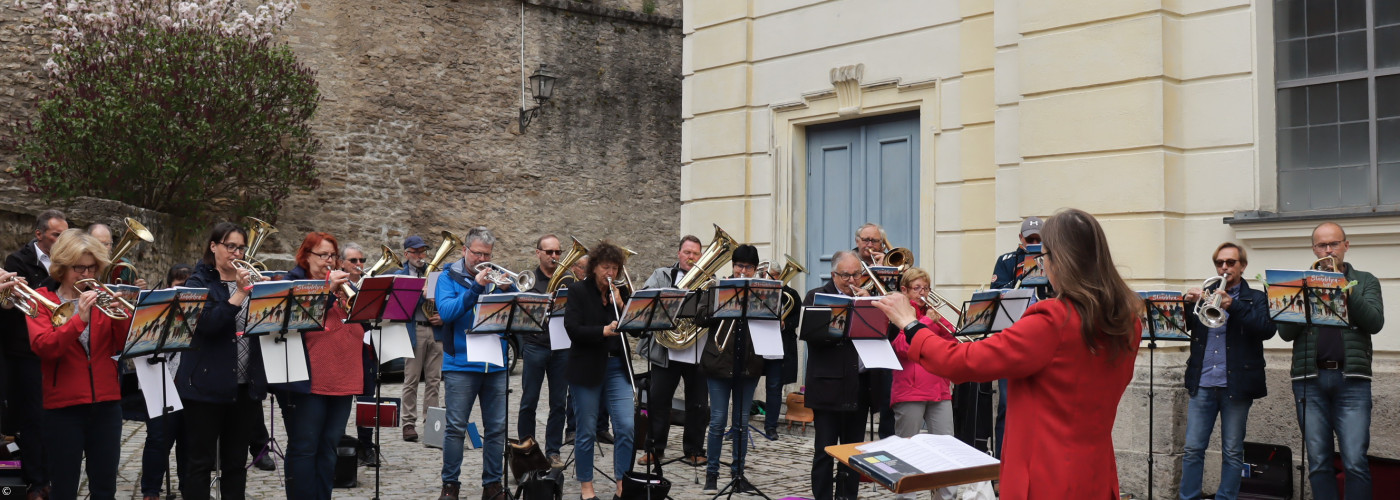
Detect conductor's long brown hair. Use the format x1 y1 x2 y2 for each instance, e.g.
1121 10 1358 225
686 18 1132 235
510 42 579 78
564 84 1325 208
1041 208 1142 359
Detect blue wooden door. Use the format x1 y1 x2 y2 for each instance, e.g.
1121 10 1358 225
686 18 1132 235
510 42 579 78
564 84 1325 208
805 112 921 284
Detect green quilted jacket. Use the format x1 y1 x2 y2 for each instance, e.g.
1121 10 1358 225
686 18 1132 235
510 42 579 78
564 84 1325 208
1276 263 1385 379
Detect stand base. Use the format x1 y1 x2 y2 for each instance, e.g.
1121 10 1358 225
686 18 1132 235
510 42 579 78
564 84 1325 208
712 473 771 500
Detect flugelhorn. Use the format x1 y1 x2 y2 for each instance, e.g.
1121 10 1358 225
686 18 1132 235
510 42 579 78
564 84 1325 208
474 262 535 290
655 224 737 350
1195 274 1229 328
547 237 589 294
244 217 277 271
75 279 134 320
104 217 154 285
0 277 75 325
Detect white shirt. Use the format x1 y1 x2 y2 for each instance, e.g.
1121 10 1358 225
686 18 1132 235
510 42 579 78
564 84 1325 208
35 242 52 272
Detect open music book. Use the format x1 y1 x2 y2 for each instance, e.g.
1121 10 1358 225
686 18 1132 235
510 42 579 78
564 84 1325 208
845 434 1000 492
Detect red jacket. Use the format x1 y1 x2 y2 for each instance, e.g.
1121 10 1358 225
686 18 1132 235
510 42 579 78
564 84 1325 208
890 304 955 404
26 285 132 410
907 298 1140 500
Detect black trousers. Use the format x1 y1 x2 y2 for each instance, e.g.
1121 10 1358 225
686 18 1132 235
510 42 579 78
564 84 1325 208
811 409 866 500
951 381 994 453
181 387 262 500
4 356 47 490
46 401 122 500
645 361 707 457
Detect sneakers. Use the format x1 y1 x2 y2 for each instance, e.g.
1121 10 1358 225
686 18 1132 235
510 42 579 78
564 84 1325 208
549 454 565 469
438 482 461 500
702 473 719 494
403 424 419 442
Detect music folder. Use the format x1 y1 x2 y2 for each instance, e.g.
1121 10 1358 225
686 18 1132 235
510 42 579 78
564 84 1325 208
828 435 1000 493
121 286 207 360
471 292 552 334
347 275 426 324
1264 269 1351 327
617 288 688 332
1138 291 1190 341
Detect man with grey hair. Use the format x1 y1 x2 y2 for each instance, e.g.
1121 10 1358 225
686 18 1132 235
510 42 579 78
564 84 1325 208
435 227 515 500
397 235 444 444
855 223 886 266
341 242 367 284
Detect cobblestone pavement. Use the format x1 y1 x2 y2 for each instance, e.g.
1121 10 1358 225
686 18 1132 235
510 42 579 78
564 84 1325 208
99 371 900 500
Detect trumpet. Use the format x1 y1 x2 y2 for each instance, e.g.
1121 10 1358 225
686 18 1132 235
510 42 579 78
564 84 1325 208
74 279 134 320
1195 274 1229 329
0 277 75 325
474 262 535 290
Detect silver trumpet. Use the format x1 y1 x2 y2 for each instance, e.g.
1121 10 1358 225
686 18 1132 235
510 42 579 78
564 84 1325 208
1195 273 1229 328
474 262 535 290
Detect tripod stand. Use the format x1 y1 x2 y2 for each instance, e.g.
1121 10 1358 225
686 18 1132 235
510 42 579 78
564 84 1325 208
710 321 770 500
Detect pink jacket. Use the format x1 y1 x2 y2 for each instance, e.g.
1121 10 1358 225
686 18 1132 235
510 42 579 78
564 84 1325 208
891 303 956 404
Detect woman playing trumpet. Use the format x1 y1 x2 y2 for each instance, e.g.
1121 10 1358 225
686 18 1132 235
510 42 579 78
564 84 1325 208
26 229 132 500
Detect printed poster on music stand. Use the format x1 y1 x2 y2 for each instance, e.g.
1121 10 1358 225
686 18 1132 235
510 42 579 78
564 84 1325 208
1137 290 1190 341
1265 269 1349 327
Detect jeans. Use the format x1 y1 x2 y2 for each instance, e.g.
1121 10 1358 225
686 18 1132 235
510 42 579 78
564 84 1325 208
442 370 508 485
706 376 759 476
763 359 784 433
571 357 635 483
280 392 352 500
141 410 187 497
568 388 610 434
1178 387 1252 500
646 361 707 457
45 402 121 500
403 336 444 426
518 342 568 455
1293 370 1372 500
181 388 261 500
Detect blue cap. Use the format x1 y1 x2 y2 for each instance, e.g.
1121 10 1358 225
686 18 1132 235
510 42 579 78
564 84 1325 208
403 235 428 250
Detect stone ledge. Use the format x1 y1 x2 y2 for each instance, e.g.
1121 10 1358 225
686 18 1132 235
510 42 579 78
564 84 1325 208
526 0 682 28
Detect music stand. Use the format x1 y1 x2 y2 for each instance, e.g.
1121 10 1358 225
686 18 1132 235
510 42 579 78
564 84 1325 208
351 275 426 500
468 292 550 500
615 288 689 500
705 280 781 499
122 287 205 499
1140 295 1191 500
954 291 1035 341
243 279 332 479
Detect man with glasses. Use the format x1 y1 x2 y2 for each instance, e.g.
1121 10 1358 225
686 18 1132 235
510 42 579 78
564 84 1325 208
341 242 368 283
1278 222 1384 500
396 235 444 443
855 223 886 266
1178 243 1275 500
518 234 572 467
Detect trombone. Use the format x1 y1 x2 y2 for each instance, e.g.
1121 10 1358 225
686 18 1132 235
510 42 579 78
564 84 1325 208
103 217 154 285
880 236 914 271
0 277 76 325
75 279 134 320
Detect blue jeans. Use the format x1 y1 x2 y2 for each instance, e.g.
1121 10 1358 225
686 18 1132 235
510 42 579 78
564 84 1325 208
763 359 784 433
46 402 122 500
706 376 759 476
141 410 187 497
280 393 352 500
442 370 508 485
1178 387 1252 500
519 342 568 455
570 357 635 483
1293 370 1371 500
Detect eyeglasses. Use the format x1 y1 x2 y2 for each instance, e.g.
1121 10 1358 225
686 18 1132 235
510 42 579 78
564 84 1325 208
907 285 930 293
71 264 99 275
1213 259 1240 267
309 251 336 261
405 248 428 255
857 238 882 245
538 249 562 256
346 258 367 264
469 250 492 260
1312 241 1345 251
219 242 249 254
832 271 862 279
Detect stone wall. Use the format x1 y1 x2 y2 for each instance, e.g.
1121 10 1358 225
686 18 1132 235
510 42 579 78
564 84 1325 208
0 0 683 273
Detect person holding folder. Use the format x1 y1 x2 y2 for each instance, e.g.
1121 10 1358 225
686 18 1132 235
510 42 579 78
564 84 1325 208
874 208 1142 500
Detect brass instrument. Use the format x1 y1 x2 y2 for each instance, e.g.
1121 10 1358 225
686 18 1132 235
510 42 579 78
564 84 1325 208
618 247 639 295
546 237 589 294
103 217 154 285
230 259 269 283
363 244 403 278
1194 274 1229 329
860 260 892 296
474 262 535 290
420 231 464 319
763 254 807 321
1311 256 1337 272
0 277 75 325
655 224 737 350
75 279 134 320
920 289 964 324
881 236 913 271
244 217 278 271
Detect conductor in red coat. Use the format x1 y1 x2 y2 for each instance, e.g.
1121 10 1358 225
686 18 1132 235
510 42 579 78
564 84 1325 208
875 208 1143 500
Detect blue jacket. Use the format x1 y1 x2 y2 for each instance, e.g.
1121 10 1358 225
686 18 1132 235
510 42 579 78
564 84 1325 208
990 248 1026 289
391 264 441 345
1183 280 1276 400
175 261 268 403
437 259 515 373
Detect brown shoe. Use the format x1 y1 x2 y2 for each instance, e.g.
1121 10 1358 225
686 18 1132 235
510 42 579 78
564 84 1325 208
684 454 707 466
403 424 419 442
438 482 461 500
482 481 505 500
637 452 657 466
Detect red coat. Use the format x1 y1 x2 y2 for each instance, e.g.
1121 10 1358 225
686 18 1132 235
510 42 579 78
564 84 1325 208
907 298 1140 500
26 286 132 410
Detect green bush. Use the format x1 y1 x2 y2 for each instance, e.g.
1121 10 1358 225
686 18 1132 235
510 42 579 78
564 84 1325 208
9 24 321 222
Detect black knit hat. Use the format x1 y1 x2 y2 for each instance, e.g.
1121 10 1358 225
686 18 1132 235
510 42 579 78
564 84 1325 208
733 244 759 266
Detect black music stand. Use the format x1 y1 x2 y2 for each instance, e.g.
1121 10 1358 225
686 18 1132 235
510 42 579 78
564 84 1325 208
353 275 426 500
123 287 205 500
617 288 688 500
471 292 550 500
705 281 781 499
1141 296 1191 500
243 280 333 480
955 292 1034 341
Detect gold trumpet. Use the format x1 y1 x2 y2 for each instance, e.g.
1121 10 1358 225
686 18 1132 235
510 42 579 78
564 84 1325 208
244 217 278 271
0 277 75 325
75 279 134 320
104 217 154 285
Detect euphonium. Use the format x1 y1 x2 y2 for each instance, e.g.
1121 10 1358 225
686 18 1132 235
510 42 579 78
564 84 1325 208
244 217 278 271
0 277 76 325
547 237 589 294
655 224 737 350
75 279 134 320
420 231 464 318
363 244 403 278
103 217 154 285
1195 274 1229 329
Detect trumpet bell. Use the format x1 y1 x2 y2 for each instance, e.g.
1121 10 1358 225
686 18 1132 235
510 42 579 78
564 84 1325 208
547 237 589 293
518 271 536 291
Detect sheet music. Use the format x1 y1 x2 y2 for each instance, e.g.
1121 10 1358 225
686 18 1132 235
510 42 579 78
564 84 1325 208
855 434 998 473
992 288 1037 331
367 323 416 362
668 330 706 364
851 339 901 370
133 354 183 418
464 334 505 367
258 333 310 384
748 319 784 358
426 271 443 300
548 316 571 351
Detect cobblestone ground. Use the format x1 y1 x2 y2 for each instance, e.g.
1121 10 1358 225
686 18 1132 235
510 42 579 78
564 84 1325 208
96 371 901 500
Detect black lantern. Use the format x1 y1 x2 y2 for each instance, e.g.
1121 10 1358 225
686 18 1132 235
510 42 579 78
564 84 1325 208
519 64 558 132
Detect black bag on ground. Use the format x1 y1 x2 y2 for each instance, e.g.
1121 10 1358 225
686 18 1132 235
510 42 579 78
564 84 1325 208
334 435 358 488
518 467 564 500
507 436 552 485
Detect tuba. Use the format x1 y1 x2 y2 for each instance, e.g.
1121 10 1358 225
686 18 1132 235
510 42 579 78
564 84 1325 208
421 231 464 318
0 276 76 325
1194 274 1229 328
104 217 155 285
244 216 278 271
75 279 135 320
655 224 738 350
546 237 589 294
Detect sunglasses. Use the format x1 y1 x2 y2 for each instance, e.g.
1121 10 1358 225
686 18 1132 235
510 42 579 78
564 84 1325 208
538 249 562 256
1213 259 1240 267
346 258 367 264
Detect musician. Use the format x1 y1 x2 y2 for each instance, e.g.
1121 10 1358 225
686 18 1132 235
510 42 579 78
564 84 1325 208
1277 222 1384 500
85 223 149 289
519 234 569 467
696 245 765 494
24 230 130 500
1178 243 1275 500
981 215 1042 458
2 208 67 498
435 227 515 500
803 251 887 500
874 208 1142 499
890 268 956 437
176 222 265 500
639 235 708 466
563 241 636 500
340 241 379 467
854 223 885 266
163 263 192 288
396 235 444 443
564 253 613 446
341 242 367 283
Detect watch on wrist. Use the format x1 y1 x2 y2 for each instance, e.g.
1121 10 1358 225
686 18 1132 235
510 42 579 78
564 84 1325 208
903 319 922 332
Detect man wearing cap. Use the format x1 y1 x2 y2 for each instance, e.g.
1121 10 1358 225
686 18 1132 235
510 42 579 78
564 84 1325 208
396 235 444 442
518 234 571 468
977 216 1043 459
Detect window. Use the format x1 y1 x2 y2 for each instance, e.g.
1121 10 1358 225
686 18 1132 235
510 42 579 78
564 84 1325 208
1275 0 1400 211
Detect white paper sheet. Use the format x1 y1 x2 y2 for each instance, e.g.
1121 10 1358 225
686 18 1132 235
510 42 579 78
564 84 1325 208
366 323 417 362
747 319 784 358
133 354 183 418
851 339 901 370
425 271 443 300
259 332 310 384
548 316 571 351
464 334 505 367
992 288 1037 331
668 330 706 364
855 434 998 473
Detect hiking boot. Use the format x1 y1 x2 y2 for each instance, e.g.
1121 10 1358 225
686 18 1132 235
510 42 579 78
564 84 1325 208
403 424 419 442
702 473 719 494
482 481 505 500
438 482 461 500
